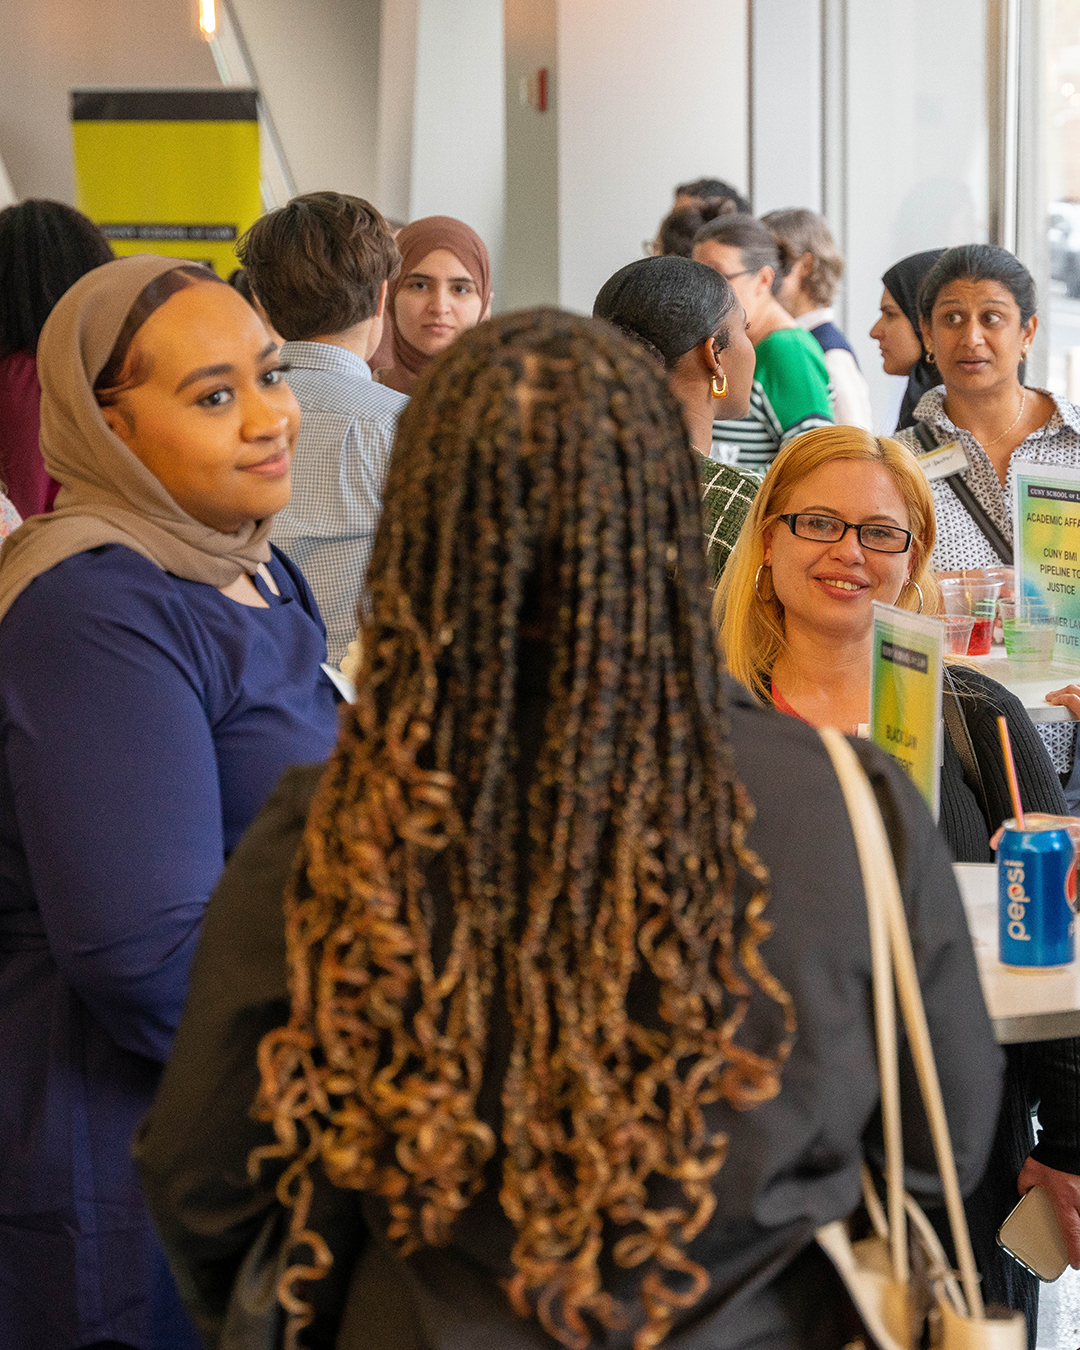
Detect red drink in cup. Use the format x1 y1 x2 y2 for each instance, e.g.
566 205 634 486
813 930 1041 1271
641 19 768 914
967 613 995 656
940 579 1003 658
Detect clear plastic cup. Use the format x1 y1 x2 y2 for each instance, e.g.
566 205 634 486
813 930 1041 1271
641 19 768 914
983 567 1015 645
942 614 976 656
939 578 1004 656
999 599 1059 671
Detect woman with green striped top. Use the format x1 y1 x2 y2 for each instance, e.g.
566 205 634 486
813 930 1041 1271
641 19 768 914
694 214 834 473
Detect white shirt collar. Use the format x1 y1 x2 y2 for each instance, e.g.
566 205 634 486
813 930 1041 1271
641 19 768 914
795 306 835 330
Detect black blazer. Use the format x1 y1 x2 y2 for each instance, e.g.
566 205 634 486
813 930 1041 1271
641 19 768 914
136 677 1003 1350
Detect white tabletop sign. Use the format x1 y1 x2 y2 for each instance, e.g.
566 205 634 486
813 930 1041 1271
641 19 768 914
1013 459 1080 669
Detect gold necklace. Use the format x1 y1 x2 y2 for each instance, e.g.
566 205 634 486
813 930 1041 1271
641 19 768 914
979 389 1027 449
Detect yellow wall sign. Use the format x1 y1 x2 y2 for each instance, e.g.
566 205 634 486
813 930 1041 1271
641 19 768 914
71 89 260 277
869 601 944 819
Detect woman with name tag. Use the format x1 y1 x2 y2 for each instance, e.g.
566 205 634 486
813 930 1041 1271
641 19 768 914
714 422 1078 1340
0 254 340 1350
892 244 1080 811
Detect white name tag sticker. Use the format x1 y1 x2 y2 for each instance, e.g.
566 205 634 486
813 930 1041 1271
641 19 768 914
916 441 969 481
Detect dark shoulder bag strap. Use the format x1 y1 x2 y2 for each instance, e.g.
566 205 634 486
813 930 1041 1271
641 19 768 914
911 422 1014 566
941 664 993 832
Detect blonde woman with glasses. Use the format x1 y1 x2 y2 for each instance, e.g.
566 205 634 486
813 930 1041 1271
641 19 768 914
715 423 1074 1341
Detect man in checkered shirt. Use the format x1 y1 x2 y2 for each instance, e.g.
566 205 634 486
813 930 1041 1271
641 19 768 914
239 193 407 665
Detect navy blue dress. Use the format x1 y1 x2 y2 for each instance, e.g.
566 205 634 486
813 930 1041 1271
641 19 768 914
0 543 339 1350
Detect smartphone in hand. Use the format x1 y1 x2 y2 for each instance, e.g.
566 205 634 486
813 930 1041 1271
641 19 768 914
997 1185 1070 1282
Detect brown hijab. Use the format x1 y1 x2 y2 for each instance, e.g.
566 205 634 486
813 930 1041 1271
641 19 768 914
0 254 275 625
379 216 491 394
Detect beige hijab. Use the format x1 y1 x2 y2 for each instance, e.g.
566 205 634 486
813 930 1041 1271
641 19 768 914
0 253 274 624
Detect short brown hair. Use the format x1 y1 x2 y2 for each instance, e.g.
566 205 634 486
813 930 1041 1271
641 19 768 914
761 208 844 306
237 192 400 341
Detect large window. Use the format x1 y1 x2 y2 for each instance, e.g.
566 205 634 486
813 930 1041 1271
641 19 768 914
1043 0 1080 398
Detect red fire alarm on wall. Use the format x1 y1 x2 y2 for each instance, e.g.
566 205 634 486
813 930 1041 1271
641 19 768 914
519 67 550 112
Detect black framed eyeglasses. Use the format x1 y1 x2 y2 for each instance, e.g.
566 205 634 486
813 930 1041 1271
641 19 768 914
777 512 913 554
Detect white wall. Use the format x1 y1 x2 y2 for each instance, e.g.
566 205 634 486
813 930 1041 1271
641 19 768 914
0 0 381 208
0 0 217 202
555 0 749 314
228 0 381 200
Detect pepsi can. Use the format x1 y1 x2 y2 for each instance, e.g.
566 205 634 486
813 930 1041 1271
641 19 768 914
998 815 1077 970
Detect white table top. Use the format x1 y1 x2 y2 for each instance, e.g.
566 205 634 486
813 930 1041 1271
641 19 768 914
955 862 1080 1044
968 652 1078 723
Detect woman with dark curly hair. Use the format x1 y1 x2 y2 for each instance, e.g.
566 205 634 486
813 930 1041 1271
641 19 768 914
137 310 999 1350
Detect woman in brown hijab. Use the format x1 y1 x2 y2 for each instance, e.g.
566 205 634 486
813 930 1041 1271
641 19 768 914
375 214 492 393
0 254 339 1350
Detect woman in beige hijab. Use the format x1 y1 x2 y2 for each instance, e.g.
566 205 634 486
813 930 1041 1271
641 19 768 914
0 254 339 1350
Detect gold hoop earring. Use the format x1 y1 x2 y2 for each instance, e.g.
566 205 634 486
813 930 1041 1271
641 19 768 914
904 580 924 613
754 563 769 600
711 372 728 399
924 351 935 366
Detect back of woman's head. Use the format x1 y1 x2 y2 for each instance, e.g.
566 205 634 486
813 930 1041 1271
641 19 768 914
256 308 794 1349
760 208 844 306
655 199 737 258
675 177 751 214
693 213 792 294
715 425 939 703
917 244 1036 328
593 255 736 368
0 200 114 359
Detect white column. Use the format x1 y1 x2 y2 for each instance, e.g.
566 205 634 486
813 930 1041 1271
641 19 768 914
377 0 506 291
502 0 558 310
410 0 505 289
555 0 749 314
751 0 822 214
376 0 420 221
842 0 988 429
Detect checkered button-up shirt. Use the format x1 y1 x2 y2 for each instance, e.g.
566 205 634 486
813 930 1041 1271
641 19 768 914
271 341 408 665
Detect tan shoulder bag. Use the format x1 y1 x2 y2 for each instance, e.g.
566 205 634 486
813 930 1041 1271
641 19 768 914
814 727 1026 1350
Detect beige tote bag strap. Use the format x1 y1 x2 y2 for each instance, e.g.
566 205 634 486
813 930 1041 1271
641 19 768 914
818 727 985 1321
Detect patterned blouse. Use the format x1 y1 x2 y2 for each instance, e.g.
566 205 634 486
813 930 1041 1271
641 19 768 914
894 386 1080 572
699 457 760 586
896 387 1080 775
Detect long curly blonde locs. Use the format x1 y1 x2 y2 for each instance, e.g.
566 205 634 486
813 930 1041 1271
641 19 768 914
253 309 795 1350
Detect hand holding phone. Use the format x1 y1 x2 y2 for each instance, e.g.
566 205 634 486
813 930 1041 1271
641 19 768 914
998 1185 1070 1282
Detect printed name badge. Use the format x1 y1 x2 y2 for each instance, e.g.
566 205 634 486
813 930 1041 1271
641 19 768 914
869 601 944 820
915 441 969 481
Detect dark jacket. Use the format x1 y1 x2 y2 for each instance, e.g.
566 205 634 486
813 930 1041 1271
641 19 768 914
941 664 1068 864
136 676 1003 1350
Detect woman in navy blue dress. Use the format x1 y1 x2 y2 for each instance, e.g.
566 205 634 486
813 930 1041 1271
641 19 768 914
0 255 340 1349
